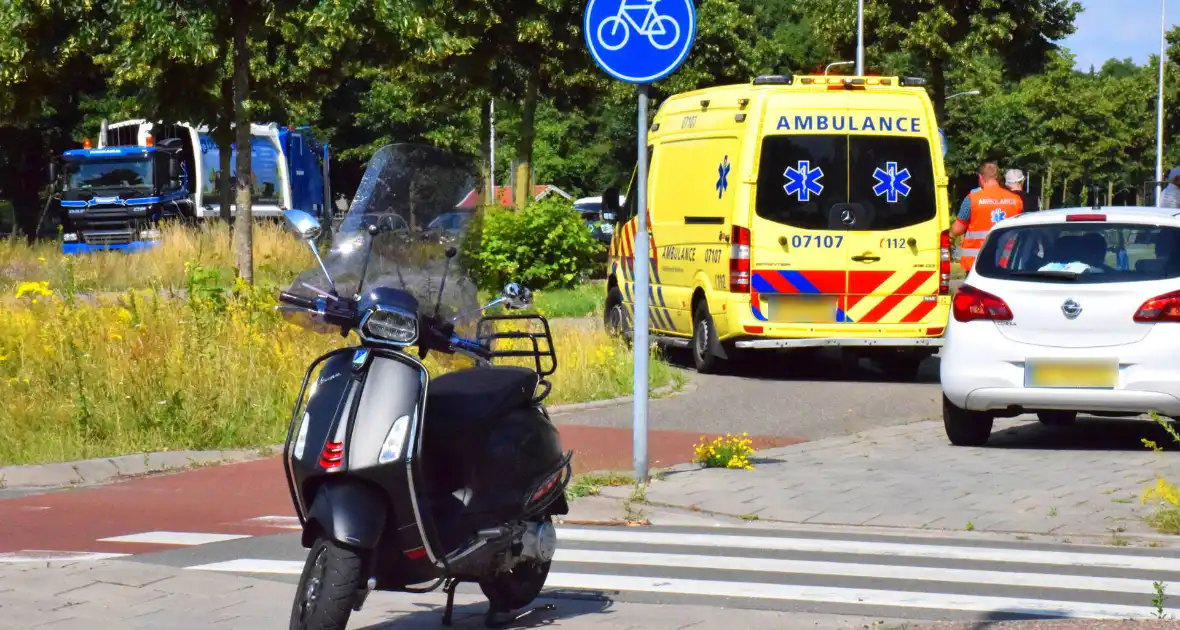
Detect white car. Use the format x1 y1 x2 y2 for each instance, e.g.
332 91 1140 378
940 206 1180 446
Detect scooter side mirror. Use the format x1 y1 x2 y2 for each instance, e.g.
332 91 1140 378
283 209 323 241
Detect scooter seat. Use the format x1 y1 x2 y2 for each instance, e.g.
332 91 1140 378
426 366 539 426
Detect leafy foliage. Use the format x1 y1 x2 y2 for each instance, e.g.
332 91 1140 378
463 199 604 292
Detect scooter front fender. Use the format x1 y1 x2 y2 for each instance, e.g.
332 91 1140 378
303 481 388 550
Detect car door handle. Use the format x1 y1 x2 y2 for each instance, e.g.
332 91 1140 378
851 254 881 263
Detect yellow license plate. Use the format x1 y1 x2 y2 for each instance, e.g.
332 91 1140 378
1025 360 1118 389
766 295 840 324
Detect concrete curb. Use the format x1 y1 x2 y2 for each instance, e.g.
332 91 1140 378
0 380 693 491
0 447 281 491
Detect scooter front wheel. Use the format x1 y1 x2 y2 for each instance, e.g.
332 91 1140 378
290 538 363 630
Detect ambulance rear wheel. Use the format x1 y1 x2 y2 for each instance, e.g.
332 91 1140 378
692 301 723 374
604 287 627 339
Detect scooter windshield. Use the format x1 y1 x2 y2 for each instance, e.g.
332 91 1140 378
285 143 482 331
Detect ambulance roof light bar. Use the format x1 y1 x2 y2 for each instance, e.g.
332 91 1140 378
753 75 794 85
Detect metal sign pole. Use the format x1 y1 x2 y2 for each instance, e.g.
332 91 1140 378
583 0 695 487
632 83 651 484
855 0 865 76
1156 0 1167 205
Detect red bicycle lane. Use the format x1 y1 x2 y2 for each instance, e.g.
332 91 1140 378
0 425 801 555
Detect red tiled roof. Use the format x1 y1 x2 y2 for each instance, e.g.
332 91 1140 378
455 185 569 209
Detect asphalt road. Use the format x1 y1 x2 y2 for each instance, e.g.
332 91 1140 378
555 348 943 441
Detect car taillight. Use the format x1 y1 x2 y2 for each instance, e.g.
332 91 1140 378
319 441 345 470
952 284 1013 322
730 225 750 293
939 230 951 295
1134 290 1180 323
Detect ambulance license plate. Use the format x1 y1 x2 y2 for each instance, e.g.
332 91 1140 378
766 295 840 324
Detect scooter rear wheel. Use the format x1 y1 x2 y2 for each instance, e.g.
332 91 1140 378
478 558 552 613
290 538 363 630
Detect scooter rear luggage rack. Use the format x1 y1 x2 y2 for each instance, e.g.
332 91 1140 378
475 314 557 379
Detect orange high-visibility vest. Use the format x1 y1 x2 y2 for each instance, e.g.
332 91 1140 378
958 183 1023 272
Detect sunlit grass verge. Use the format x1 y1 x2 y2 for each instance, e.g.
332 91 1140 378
0 283 682 467
0 221 312 294
1142 414 1180 533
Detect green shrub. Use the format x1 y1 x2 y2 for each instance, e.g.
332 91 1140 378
463 198 604 292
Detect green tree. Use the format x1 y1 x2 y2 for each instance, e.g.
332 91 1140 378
800 0 1081 118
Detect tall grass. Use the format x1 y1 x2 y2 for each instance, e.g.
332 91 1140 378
0 221 311 294
0 280 681 466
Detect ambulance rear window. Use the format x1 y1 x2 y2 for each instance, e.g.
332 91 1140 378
756 135 937 231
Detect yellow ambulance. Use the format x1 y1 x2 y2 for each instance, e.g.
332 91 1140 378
601 74 952 378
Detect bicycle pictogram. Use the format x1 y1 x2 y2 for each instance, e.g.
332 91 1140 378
596 0 682 51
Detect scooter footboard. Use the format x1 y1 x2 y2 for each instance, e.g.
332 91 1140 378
303 480 389 550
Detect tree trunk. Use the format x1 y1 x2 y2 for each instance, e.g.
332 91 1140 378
930 59 947 122
231 0 253 284
479 99 492 206
513 74 539 210
1061 175 1070 208
218 77 234 223
1108 181 1114 206
1043 164 1053 210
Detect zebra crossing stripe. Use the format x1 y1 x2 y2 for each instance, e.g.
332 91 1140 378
543 573 1174 619
554 549 1158 595
556 528 1180 572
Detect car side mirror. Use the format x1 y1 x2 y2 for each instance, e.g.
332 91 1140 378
169 158 180 181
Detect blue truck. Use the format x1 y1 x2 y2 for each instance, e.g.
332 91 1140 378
53 119 330 254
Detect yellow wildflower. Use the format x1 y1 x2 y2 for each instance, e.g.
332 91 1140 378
15 281 52 298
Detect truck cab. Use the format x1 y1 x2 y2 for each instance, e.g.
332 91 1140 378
59 143 189 253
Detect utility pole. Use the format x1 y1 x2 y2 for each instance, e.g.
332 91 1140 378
1157 0 1167 205
855 0 865 75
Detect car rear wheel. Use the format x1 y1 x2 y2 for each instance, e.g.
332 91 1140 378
943 395 994 446
1037 411 1077 427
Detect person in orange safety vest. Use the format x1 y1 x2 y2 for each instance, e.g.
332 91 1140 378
952 162 1024 272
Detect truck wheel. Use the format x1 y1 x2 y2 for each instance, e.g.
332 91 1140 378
943 395 994 447
692 301 723 374
289 538 363 630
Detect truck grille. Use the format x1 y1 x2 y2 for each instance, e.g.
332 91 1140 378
82 230 135 246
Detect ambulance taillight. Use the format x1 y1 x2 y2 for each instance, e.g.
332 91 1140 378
730 226 751 293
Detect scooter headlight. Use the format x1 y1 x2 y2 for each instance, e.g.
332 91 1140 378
378 415 411 463
361 307 418 345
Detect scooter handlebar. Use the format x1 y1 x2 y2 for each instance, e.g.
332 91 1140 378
278 291 317 310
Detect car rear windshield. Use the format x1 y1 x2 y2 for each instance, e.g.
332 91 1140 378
755 135 936 231
974 223 1180 284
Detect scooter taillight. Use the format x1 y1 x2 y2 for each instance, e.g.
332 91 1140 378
319 441 345 470
530 471 562 504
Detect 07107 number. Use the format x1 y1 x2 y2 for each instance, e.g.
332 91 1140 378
791 235 844 249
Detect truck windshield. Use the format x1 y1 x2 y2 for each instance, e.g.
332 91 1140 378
755 135 936 231
65 158 153 191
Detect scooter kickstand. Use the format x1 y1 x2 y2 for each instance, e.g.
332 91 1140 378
441 578 460 627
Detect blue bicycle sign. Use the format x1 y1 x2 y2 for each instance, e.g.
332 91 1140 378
597 0 681 51
584 0 696 84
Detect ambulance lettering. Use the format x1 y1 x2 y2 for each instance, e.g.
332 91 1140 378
776 115 923 134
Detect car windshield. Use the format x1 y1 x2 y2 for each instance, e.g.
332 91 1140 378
974 222 1180 284
755 135 936 231
284 144 481 330
65 157 154 191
